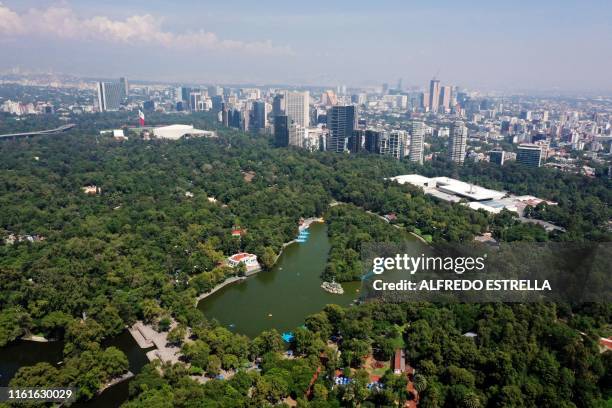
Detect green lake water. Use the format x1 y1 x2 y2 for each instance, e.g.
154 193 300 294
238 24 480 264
198 222 361 337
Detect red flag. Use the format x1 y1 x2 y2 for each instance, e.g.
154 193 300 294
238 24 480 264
138 110 145 127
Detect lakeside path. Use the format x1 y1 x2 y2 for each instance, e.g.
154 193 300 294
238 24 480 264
194 275 247 304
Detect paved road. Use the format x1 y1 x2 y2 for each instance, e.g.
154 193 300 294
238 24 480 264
0 123 76 139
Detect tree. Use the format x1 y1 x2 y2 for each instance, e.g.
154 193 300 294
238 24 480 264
9 362 62 388
206 355 221 377
182 340 210 369
99 346 129 378
252 329 284 356
167 325 187 346
0 307 31 346
414 373 428 393
261 246 277 269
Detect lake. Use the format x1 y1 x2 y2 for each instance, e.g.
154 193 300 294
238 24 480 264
198 222 361 337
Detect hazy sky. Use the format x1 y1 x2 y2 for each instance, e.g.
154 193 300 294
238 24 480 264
1 0 611 92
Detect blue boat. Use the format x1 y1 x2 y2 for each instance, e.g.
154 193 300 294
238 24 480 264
281 331 294 342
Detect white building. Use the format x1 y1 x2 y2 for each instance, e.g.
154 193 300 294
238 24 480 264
408 121 425 164
153 125 216 140
284 91 310 128
227 252 261 272
449 121 468 164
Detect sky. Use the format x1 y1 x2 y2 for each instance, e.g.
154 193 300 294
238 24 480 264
1 0 611 92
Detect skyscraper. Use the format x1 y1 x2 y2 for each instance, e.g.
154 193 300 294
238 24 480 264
364 129 382 153
288 122 302 147
327 105 356 153
119 77 129 98
439 86 452 112
274 115 289 147
516 144 543 167
211 95 224 111
250 101 267 132
190 92 202 112
221 103 229 127
348 129 364 153
97 81 123 112
179 87 192 109
272 94 285 117
379 130 406 159
448 121 467 164
408 121 425 164
429 79 441 113
284 91 309 128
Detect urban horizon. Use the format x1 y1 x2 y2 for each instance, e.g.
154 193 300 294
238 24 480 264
1 1 611 93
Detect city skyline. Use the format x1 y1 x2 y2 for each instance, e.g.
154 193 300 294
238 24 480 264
1 1 611 93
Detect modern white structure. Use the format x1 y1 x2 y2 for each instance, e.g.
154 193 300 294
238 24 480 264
284 91 310 128
97 81 123 112
153 125 216 140
390 174 563 232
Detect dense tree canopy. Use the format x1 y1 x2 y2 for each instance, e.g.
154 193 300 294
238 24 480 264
0 112 609 405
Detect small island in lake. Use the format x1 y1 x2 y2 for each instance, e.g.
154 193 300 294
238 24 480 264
321 280 344 294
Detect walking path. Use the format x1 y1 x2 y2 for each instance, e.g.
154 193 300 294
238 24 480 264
129 321 189 365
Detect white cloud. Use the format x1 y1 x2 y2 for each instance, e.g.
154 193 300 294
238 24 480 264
0 3 25 34
0 4 293 56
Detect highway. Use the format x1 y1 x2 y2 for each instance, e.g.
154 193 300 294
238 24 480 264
0 123 76 139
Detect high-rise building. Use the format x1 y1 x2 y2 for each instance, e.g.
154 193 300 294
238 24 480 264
284 91 309 128
321 90 338 106
250 101 267 132
448 121 467 164
408 121 425 164
274 115 289 147
272 94 285 116
364 129 382 153
119 77 129 98
288 122 303 147
488 150 505 165
221 103 229 127
190 92 202 112
379 130 407 159
180 87 192 107
97 81 123 112
429 79 441 113
516 144 542 167
211 95 224 111
439 86 452 112
327 105 356 153
348 129 365 153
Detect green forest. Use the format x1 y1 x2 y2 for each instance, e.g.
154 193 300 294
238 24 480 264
0 112 610 406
